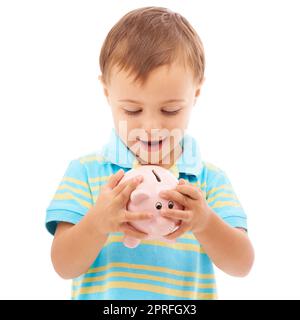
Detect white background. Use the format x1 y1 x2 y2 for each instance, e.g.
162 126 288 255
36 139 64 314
0 0 299 299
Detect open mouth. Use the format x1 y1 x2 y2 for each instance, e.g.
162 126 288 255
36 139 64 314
138 137 164 144
138 137 166 152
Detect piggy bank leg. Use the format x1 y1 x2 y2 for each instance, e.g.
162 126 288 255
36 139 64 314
123 236 141 248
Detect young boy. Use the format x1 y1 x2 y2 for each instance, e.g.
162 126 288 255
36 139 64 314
46 6 254 300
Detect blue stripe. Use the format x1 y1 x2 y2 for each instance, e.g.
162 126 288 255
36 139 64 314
90 242 215 275
208 195 240 207
213 206 246 218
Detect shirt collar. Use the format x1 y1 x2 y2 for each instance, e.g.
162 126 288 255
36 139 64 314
101 127 202 178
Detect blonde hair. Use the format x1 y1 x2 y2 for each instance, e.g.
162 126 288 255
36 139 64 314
99 6 205 87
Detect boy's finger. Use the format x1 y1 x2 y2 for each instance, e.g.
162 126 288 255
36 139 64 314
161 208 191 221
164 222 189 240
176 184 202 200
112 180 129 196
106 169 124 190
120 222 148 240
178 178 187 185
113 175 143 196
159 189 188 207
115 177 143 205
120 210 153 223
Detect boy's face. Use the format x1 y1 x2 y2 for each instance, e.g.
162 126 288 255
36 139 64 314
99 63 202 168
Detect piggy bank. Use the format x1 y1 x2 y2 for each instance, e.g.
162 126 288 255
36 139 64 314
119 165 183 248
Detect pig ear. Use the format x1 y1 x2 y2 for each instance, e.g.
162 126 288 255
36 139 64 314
130 189 150 204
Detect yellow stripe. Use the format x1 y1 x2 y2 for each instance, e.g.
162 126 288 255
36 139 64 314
73 271 216 289
54 192 92 209
62 177 89 189
104 235 205 254
211 201 241 209
58 184 92 200
79 155 106 164
183 232 197 240
207 192 237 204
72 281 216 300
89 175 110 184
206 184 232 197
86 262 215 279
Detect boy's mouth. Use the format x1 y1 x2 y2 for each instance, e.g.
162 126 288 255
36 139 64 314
137 137 166 152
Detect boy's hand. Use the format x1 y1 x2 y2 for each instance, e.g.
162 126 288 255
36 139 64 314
159 179 212 239
92 169 153 239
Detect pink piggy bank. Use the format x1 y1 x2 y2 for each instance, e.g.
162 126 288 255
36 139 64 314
119 165 183 248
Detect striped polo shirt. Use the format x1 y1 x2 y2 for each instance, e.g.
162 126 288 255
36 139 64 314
45 127 247 300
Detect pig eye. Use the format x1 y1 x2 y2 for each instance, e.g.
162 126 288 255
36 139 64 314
155 202 162 210
168 201 174 209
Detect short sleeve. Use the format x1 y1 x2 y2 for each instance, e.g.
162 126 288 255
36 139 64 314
45 159 93 235
205 169 247 230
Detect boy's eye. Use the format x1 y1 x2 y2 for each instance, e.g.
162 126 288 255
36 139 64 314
124 109 142 115
124 109 180 116
162 109 181 115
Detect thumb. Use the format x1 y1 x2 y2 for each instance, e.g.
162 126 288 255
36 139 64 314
178 178 187 185
105 169 125 190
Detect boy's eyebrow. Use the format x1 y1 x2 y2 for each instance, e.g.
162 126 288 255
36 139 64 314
118 99 186 104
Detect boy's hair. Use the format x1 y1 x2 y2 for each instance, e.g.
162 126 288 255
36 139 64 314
99 6 205 87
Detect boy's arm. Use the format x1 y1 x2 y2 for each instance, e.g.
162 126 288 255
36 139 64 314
159 181 254 277
193 208 254 277
50 171 151 280
51 208 109 280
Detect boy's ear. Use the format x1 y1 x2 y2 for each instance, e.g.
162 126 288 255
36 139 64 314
193 77 205 106
98 74 106 88
193 85 201 106
98 74 109 99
